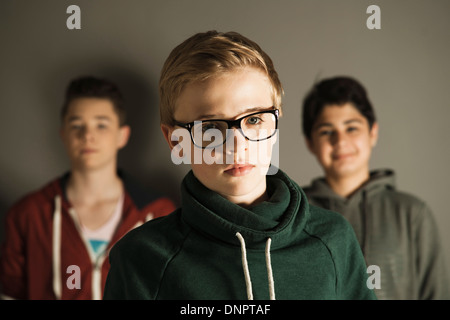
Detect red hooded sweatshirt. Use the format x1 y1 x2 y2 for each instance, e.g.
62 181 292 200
0 171 176 300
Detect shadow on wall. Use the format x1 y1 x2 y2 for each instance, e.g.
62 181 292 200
0 199 7 247
110 70 181 205
0 198 5 294
122 75 182 206
42 60 181 207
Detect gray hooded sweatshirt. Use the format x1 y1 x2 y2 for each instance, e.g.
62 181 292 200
303 169 449 300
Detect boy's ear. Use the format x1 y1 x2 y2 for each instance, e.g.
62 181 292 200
161 124 178 150
59 126 66 144
118 125 131 149
305 137 315 154
370 122 379 147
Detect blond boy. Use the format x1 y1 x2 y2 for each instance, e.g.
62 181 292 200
103 32 376 300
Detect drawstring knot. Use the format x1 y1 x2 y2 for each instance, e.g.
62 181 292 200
235 232 275 300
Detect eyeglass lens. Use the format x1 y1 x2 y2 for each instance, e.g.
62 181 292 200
191 112 277 148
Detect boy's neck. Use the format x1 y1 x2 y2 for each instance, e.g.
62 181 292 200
228 190 269 208
67 166 123 204
326 170 370 198
223 181 269 208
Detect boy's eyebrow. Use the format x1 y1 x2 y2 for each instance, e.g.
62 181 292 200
313 118 363 130
94 115 112 121
67 115 112 122
197 106 273 120
344 119 364 125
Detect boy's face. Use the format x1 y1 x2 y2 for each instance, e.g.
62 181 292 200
162 67 277 205
60 98 130 171
306 103 378 180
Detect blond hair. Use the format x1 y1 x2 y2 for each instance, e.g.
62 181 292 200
159 30 284 125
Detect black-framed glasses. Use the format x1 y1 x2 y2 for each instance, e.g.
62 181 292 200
174 109 279 149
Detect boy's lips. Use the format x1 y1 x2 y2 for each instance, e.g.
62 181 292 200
224 164 255 177
81 148 98 154
332 153 354 160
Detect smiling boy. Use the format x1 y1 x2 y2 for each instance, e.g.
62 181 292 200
103 31 376 300
0 76 175 299
301 76 449 299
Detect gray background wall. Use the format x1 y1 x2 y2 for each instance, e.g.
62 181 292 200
1 1 450 272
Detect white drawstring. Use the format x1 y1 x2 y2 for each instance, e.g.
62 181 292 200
235 232 275 300
265 238 275 300
52 195 62 300
235 232 253 300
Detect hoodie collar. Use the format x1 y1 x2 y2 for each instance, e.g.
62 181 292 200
57 169 157 210
306 169 396 202
181 169 307 250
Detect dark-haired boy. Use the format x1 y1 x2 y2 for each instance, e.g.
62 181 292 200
0 76 176 299
301 76 449 299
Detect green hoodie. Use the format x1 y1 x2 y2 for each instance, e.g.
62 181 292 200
303 169 450 300
104 169 376 300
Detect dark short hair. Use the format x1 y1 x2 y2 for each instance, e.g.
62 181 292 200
301 76 376 140
61 76 126 126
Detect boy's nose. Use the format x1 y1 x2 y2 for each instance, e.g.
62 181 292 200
332 131 347 146
225 128 248 163
80 127 95 141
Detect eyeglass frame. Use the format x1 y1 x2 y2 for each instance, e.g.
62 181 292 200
173 108 280 149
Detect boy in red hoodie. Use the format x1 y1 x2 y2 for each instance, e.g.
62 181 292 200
0 76 176 299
